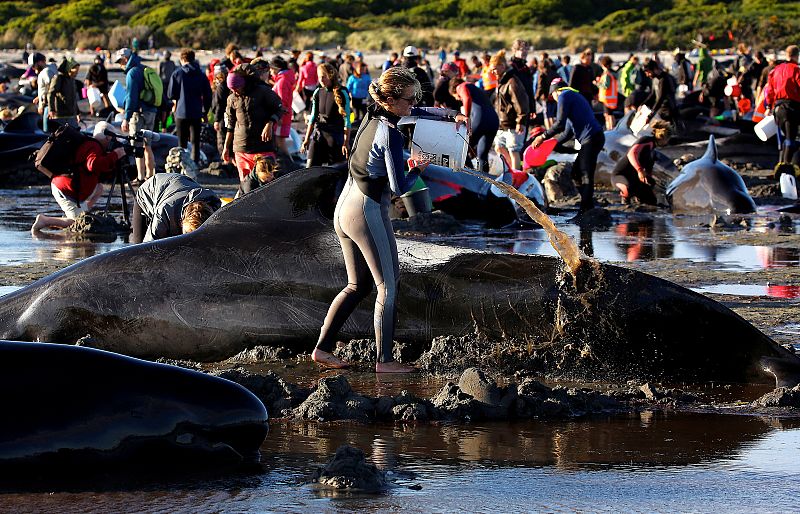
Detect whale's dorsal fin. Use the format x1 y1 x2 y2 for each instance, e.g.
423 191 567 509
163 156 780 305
702 135 718 162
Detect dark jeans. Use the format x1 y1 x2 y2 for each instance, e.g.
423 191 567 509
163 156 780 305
175 117 201 163
574 131 605 212
775 100 800 163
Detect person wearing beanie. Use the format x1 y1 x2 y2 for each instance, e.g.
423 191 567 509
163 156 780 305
223 63 284 196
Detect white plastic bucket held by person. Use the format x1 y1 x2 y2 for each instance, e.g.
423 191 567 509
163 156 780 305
292 91 305 114
754 115 777 141
630 105 653 136
86 87 103 110
408 118 468 171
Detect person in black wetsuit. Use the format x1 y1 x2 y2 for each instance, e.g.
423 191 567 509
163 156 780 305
301 62 352 167
434 62 462 111
449 77 498 172
643 60 678 124
612 120 672 205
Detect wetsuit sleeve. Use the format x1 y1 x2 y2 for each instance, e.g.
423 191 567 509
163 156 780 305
627 142 652 173
543 94 568 139
343 88 352 129
308 88 320 124
378 123 419 195
456 82 471 117
556 121 574 144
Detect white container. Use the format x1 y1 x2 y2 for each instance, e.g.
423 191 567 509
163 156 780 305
292 91 305 114
754 115 777 141
108 80 126 111
780 173 797 200
86 86 103 109
630 105 652 136
676 84 689 99
409 118 468 170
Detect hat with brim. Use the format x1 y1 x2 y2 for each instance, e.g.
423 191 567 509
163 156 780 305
114 48 132 63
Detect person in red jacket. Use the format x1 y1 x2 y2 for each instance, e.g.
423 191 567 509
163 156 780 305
269 55 296 157
766 45 800 166
31 121 126 233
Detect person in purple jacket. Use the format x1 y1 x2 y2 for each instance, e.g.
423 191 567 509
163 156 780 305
167 49 213 164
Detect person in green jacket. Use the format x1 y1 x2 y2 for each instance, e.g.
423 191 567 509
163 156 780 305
694 44 713 91
619 55 640 112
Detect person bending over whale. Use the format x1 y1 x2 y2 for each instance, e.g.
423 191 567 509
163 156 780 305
612 120 672 205
131 173 221 243
312 66 467 372
532 78 605 215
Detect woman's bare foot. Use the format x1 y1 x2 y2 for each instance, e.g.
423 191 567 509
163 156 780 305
311 348 350 369
375 361 416 373
30 214 46 233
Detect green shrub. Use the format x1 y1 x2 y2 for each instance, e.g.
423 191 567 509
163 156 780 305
296 17 349 33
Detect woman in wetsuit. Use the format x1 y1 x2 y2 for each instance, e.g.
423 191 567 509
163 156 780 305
301 63 351 166
312 66 465 372
612 120 671 205
449 76 499 172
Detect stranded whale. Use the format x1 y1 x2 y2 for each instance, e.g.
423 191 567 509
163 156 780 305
667 135 757 214
0 167 797 386
0 341 268 478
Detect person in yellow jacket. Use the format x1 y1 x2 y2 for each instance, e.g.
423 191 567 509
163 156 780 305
597 55 619 130
480 53 497 96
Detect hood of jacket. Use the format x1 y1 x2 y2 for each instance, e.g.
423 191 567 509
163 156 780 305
57 57 79 75
125 52 142 73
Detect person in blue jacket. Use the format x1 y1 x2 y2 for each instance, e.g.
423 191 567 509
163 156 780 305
346 61 372 122
115 47 158 183
167 48 213 164
532 78 605 214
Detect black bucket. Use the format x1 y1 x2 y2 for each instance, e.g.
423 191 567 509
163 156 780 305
400 187 432 217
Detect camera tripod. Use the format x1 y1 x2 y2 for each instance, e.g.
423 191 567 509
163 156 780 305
102 159 137 227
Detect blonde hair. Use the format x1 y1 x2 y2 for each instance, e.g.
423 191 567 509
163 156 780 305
317 63 347 117
254 155 279 183
651 120 672 146
368 66 420 107
181 201 215 234
490 49 507 69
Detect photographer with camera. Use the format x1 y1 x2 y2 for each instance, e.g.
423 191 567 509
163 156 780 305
31 122 126 233
131 173 221 243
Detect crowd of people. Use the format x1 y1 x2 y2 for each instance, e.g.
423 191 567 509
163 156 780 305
16 35 800 373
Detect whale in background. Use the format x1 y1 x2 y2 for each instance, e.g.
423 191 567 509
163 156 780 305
666 135 757 214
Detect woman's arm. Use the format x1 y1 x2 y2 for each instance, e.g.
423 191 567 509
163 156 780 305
456 82 472 117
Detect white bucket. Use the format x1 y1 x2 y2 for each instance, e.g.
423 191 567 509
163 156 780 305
292 91 305 114
108 81 126 111
630 105 652 136
676 84 689 99
754 115 777 141
780 173 797 200
410 118 468 170
86 86 103 109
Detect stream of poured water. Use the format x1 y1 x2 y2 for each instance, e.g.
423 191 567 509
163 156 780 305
456 167 585 275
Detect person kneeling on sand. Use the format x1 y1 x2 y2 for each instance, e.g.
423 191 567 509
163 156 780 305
612 120 672 206
31 121 126 233
131 173 221 243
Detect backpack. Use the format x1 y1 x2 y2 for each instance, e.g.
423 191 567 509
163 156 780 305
34 124 90 178
140 66 163 107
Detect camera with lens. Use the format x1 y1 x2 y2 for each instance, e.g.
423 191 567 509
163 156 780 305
106 129 161 159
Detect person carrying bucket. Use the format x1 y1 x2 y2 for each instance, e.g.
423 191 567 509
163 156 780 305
531 78 604 216
766 45 800 173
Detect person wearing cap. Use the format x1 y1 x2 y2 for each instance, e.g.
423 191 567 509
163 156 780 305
46 57 81 128
31 121 126 233
401 46 434 106
434 62 461 111
167 48 213 165
223 63 284 196
452 50 470 78
115 47 159 183
269 55 296 156
532 78 605 215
